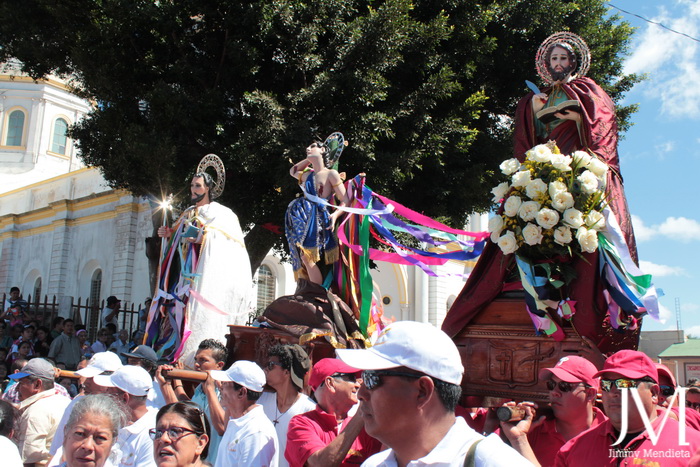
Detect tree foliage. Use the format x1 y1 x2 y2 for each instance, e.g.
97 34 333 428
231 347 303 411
0 0 641 271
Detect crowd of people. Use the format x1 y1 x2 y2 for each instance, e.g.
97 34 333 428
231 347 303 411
2 316 700 466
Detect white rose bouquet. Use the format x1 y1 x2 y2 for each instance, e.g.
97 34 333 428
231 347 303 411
489 141 607 266
488 142 608 335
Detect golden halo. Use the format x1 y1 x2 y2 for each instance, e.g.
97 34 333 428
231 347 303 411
535 32 591 85
196 154 225 199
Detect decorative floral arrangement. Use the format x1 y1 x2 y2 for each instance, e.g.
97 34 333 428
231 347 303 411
489 141 608 283
487 142 659 340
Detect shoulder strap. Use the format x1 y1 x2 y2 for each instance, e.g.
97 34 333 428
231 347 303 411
463 439 483 467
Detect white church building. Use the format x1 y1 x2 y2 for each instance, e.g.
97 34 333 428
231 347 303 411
0 60 484 332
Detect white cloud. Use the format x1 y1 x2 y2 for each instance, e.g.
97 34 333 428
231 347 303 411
623 3 700 118
686 325 700 338
658 303 673 324
639 260 685 277
657 217 700 242
654 141 675 159
682 302 700 313
631 214 657 242
631 214 700 243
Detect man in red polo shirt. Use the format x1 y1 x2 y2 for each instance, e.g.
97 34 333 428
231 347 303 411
502 355 607 466
555 350 700 466
285 358 381 466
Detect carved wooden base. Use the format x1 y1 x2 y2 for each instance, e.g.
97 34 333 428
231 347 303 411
454 298 586 404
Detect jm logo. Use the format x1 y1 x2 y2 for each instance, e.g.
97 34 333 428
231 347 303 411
613 387 689 446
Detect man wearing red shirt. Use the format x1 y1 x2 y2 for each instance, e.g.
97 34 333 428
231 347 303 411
555 350 700 466
285 358 381 466
502 355 606 466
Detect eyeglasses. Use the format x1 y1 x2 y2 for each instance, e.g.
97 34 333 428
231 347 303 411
264 361 283 371
545 380 586 393
600 378 652 392
149 427 200 441
687 401 700 410
361 370 423 390
660 385 675 397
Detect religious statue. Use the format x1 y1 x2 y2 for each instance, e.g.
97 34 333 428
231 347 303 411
285 133 349 286
442 32 642 353
146 154 252 367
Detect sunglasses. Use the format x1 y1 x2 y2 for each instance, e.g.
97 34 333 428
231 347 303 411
545 380 586 393
361 370 423 390
687 401 700 410
660 385 675 397
264 361 283 371
600 378 652 392
149 426 200 441
331 373 359 384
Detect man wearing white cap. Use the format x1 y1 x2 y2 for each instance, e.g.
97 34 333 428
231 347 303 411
211 360 279 467
49 351 124 461
95 365 157 467
336 320 532 467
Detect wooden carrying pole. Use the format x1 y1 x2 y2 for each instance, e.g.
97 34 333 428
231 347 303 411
59 368 208 382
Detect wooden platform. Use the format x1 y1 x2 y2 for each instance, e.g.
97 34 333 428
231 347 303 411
225 325 336 368
454 297 585 404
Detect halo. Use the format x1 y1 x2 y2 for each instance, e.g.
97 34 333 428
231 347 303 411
535 32 590 85
196 154 225 199
323 132 346 170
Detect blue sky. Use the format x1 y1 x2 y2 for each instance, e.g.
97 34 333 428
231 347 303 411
607 0 700 334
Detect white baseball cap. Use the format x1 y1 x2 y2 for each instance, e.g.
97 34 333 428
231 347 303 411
93 365 152 396
211 360 265 392
75 352 124 378
336 321 464 386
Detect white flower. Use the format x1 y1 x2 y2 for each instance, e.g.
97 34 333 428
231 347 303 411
576 226 599 253
500 158 521 176
550 153 573 172
522 223 544 246
577 170 599 194
536 208 560 230
548 180 567 199
511 170 532 188
572 150 592 167
525 178 548 200
553 226 573 245
488 215 504 234
491 182 510 203
518 201 540 222
528 144 553 163
585 210 606 230
563 208 584 229
587 157 609 179
497 230 518 255
551 191 575 212
503 196 522 217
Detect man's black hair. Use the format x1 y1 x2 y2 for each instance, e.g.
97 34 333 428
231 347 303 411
197 339 228 364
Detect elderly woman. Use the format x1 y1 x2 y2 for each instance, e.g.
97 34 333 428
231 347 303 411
60 394 129 467
151 402 210 467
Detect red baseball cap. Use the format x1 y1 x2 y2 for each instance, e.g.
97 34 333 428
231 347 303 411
656 363 677 387
539 356 598 387
308 358 360 391
593 350 658 383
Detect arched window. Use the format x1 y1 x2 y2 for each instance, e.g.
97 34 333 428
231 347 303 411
51 118 69 154
255 265 275 310
6 109 26 146
33 277 42 303
90 269 102 309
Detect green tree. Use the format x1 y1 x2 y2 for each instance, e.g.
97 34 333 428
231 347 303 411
0 0 640 272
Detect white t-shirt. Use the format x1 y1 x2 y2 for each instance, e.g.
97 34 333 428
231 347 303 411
1 435 23 467
115 407 158 467
361 417 532 467
259 391 316 467
215 404 279 467
101 307 119 329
